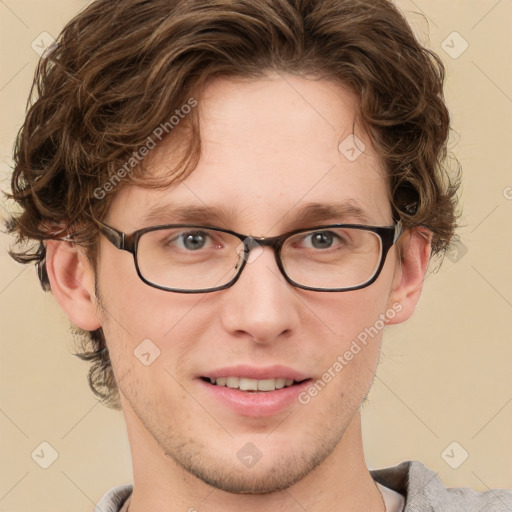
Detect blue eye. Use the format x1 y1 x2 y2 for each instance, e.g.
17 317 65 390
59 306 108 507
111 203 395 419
167 231 211 251
179 232 208 250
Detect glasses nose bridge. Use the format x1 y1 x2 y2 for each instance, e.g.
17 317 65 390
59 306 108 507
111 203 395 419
238 234 284 272
250 234 282 249
244 233 283 258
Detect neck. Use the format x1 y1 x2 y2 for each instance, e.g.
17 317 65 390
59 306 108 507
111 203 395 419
123 409 386 512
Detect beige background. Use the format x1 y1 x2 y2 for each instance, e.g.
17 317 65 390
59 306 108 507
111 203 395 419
1 1 511 511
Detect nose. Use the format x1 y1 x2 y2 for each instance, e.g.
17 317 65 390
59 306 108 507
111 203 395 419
219 245 300 344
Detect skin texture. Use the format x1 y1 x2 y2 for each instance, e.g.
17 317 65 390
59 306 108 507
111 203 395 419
46 74 431 512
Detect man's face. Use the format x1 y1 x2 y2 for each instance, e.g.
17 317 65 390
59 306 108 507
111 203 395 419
96 75 400 493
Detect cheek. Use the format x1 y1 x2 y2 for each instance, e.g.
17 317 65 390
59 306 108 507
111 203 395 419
97 242 185 335
95 246 215 381
298 300 386 420
308 280 392 346
301 280 393 390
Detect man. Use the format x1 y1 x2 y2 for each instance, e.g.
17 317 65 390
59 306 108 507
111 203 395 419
7 0 511 511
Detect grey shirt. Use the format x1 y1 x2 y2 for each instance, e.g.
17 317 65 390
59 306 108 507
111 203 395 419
94 460 512 512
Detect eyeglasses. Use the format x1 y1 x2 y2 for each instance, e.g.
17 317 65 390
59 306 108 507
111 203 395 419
94 219 403 293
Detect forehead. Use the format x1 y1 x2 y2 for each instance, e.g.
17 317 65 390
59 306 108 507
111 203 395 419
110 74 392 231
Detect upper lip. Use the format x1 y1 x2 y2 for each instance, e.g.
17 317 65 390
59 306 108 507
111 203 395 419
200 365 310 381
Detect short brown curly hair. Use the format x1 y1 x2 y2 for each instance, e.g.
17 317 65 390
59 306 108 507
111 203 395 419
7 0 460 409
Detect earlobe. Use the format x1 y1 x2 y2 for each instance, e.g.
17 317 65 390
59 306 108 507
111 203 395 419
45 240 102 331
385 227 432 325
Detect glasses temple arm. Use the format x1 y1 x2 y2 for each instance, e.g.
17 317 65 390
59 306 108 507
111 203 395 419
93 219 126 250
393 220 403 244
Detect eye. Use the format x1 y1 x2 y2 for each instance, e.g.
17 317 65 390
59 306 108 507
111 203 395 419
308 231 334 249
168 230 213 251
302 230 346 250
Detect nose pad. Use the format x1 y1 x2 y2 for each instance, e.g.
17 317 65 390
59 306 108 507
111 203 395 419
235 237 264 266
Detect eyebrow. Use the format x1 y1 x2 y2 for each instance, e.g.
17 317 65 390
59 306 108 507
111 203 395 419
139 200 374 228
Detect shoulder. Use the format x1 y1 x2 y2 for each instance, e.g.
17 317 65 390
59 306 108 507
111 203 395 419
370 460 512 512
94 484 133 512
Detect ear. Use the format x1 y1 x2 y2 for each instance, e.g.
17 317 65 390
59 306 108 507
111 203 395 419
385 227 432 325
45 240 101 330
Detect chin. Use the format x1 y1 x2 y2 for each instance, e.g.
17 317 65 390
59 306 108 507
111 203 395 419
170 453 315 494
159 425 342 495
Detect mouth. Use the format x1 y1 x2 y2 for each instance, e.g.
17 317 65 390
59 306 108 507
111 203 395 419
200 376 309 392
197 365 312 416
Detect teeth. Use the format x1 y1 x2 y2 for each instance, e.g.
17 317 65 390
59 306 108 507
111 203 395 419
239 378 258 391
209 377 297 391
258 378 278 391
226 377 240 389
275 378 286 389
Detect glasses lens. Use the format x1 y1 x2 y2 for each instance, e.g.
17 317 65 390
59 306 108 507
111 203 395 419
281 227 382 289
136 227 243 291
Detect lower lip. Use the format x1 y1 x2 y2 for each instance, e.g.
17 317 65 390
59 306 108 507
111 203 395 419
198 379 312 417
